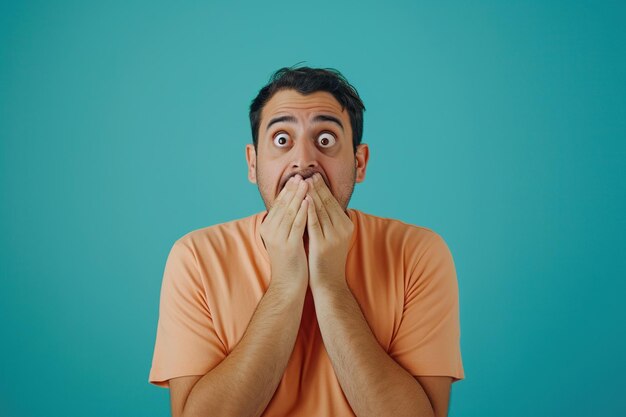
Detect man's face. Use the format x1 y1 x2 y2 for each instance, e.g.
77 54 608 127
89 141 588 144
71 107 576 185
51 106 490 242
246 89 369 213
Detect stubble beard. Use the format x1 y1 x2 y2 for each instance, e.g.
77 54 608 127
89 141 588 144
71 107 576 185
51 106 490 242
255 162 357 217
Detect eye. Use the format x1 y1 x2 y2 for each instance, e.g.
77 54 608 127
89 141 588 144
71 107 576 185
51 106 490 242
317 132 336 148
273 132 290 147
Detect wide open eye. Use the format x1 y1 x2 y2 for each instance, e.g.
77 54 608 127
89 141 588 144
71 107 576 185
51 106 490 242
273 132 290 147
317 132 336 148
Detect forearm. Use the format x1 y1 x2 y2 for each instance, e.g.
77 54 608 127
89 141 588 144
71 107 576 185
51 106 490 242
312 281 434 417
183 283 306 417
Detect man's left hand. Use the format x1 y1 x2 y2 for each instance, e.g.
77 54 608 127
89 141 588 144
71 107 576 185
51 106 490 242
304 173 354 291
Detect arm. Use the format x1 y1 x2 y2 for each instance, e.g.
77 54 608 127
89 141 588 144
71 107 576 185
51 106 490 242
302 173 460 417
173 283 307 417
175 176 313 417
312 282 436 417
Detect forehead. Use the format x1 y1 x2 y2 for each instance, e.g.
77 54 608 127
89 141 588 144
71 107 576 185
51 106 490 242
260 89 348 128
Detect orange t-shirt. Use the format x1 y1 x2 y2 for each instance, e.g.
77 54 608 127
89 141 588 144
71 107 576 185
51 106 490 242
149 208 464 415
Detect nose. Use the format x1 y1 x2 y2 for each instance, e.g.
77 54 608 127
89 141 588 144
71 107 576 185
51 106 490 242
290 137 319 170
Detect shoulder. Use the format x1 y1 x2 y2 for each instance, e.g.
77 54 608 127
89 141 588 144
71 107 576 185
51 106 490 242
173 212 260 252
350 208 446 247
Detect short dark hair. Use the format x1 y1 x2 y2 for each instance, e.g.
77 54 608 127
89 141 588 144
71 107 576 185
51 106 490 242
249 65 366 154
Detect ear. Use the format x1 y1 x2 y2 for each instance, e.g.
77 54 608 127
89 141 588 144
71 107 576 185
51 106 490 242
245 144 257 184
354 143 369 183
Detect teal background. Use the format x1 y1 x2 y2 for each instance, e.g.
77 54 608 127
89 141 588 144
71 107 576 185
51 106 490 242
1 0 625 416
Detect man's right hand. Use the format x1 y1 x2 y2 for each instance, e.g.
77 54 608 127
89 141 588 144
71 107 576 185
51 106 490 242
259 174 310 292
171 175 312 417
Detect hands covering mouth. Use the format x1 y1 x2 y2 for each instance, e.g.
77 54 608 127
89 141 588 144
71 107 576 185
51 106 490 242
280 169 326 194
263 172 354 293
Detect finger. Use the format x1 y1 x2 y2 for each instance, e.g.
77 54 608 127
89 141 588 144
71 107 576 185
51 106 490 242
264 176 298 225
289 196 309 241
306 177 332 230
310 173 344 225
306 194 323 239
278 178 309 236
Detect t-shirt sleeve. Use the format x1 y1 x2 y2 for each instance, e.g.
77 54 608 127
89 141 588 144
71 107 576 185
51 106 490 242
388 231 465 383
148 238 227 388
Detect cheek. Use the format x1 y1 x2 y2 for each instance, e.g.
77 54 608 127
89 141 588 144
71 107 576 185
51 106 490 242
327 163 351 184
256 165 283 194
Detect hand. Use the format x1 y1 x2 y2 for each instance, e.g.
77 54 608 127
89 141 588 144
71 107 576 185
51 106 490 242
259 175 310 293
304 173 354 290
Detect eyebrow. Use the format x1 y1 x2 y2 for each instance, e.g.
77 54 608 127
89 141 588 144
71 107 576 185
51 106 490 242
265 114 344 132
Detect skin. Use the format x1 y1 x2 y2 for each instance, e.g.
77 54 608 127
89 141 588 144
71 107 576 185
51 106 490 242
245 89 370 252
168 88 453 417
303 172 444 417
169 177 313 417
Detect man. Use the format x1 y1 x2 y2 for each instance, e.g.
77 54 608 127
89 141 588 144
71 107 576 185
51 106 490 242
149 66 465 417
